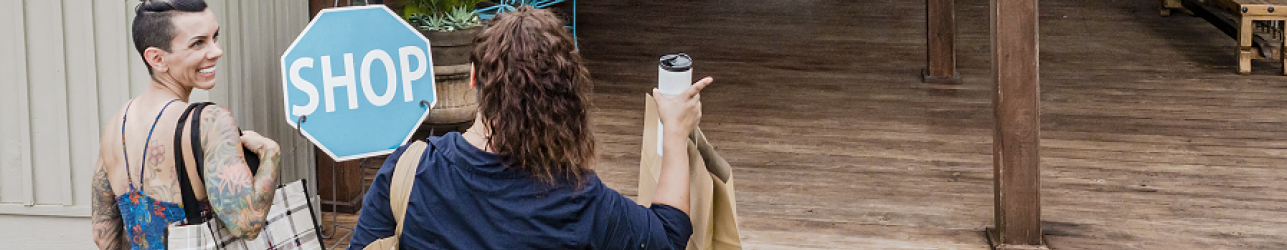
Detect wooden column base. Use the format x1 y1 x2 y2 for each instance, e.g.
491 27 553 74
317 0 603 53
985 227 1051 250
1159 0 1186 16
316 147 367 214
1239 47 1254 75
922 69 963 85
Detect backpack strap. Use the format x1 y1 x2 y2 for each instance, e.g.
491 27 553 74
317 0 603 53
388 141 429 243
175 102 213 224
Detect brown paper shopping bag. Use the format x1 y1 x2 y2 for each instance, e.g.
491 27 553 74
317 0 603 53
638 94 743 250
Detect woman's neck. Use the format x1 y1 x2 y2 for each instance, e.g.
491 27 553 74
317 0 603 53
146 77 192 102
463 114 495 153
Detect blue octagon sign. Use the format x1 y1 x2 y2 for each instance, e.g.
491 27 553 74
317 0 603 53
281 5 435 161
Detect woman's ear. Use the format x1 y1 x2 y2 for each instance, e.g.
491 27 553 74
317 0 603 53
470 63 476 89
145 47 168 73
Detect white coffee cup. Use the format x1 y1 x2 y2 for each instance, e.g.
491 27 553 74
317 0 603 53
658 53 693 97
657 53 692 156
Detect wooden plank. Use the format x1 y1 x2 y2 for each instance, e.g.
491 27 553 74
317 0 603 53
1224 1 1287 16
588 0 1287 248
923 0 961 84
24 0 73 206
1181 0 1251 41
1160 0 1184 16
1233 0 1287 4
991 0 1043 246
63 0 101 207
1200 0 1287 16
0 0 33 205
1239 16 1254 74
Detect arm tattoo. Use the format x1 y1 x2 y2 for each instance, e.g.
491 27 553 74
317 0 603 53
92 163 127 250
199 107 279 239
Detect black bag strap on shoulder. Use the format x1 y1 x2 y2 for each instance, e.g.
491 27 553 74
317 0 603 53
175 102 213 224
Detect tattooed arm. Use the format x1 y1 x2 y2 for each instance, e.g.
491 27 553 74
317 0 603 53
91 156 127 250
199 106 281 239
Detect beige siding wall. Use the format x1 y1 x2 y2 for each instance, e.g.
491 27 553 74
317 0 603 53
0 214 94 247
0 0 312 247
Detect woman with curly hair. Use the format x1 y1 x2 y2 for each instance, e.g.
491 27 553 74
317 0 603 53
348 6 713 250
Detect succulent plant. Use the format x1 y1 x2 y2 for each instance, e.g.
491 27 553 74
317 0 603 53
405 0 482 31
407 6 480 31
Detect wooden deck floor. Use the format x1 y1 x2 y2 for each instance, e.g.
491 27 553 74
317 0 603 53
322 0 1287 249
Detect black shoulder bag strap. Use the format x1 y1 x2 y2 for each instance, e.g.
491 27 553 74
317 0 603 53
175 102 213 224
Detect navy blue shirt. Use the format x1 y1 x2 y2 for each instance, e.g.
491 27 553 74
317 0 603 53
348 132 692 250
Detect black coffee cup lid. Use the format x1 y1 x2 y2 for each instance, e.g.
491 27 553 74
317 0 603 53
660 53 692 72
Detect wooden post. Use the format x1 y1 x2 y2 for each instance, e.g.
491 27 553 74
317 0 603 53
1159 0 1184 16
923 0 962 84
986 0 1047 249
1237 15 1254 75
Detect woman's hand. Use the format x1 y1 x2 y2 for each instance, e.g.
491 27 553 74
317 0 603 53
650 76 712 215
240 130 279 157
653 76 714 138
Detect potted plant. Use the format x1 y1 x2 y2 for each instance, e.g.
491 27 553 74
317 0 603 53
398 0 484 134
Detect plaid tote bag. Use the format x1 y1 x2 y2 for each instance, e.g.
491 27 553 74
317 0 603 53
166 102 325 250
168 180 324 250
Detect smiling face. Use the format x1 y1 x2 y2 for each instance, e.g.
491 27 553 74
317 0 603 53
151 9 222 90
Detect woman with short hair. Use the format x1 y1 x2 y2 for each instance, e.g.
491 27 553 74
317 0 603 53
92 1 281 249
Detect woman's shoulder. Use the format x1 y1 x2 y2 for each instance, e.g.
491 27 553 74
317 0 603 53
192 103 232 121
190 103 240 135
577 171 610 196
375 139 438 177
96 103 133 172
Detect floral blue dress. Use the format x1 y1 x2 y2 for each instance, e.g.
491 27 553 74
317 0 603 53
114 99 188 250
116 189 187 250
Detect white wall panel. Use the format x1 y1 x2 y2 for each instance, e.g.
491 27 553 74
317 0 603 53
1 0 314 220
0 215 94 249
24 0 74 206
93 0 132 130
0 0 34 205
64 0 103 207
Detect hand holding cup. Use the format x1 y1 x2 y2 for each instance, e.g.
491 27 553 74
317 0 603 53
653 76 714 138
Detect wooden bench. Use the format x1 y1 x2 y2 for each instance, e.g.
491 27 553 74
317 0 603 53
1162 0 1287 75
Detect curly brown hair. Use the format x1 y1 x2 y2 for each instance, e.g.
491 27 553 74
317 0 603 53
472 7 595 186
